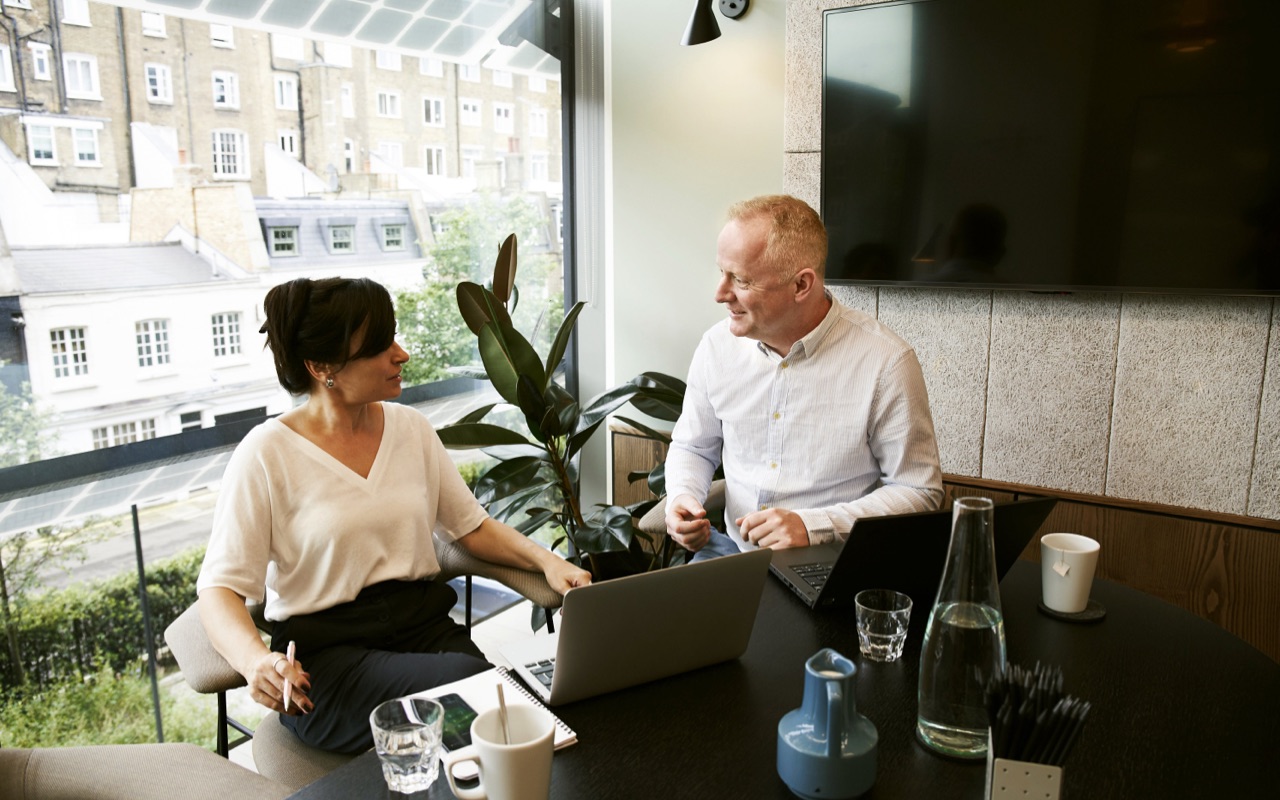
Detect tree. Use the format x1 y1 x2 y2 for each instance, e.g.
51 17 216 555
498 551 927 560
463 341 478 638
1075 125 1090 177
396 194 563 387
0 371 53 469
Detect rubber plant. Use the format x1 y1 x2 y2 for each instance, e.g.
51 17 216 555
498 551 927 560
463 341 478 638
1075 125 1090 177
436 234 688 590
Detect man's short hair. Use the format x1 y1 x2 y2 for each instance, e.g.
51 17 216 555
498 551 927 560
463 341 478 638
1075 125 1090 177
726 195 828 280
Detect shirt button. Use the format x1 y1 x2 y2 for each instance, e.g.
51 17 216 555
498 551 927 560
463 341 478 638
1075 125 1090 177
770 462 778 469
773 412 781 420
780 361 789 369
759 504 767 510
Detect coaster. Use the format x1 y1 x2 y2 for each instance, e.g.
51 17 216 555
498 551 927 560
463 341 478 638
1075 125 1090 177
1037 599 1106 623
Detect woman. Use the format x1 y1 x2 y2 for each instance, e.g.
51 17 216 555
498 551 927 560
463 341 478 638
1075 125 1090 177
197 277 589 753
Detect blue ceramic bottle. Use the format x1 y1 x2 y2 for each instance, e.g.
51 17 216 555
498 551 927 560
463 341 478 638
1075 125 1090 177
777 648 878 799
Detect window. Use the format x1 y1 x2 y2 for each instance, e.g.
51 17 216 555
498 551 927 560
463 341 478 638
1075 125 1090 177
529 107 548 137
420 57 443 77
180 411 203 431
375 50 401 71
212 71 240 109
459 63 480 82
277 129 298 158
530 152 549 182
341 83 355 118
141 11 166 37
92 420 157 449
30 43 52 81
62 0 90 25
343 138 355 172
210 24 234 48
0 46 13 92
424 146 445 176
211 312 242 357
135 319 171 367
492 69 512 87
72 127 99 165
274 74 298 110
461 146 482 179
27 124 55 164
528 74 547 92
324 42 352 67
63 53 100 100
376 141 403 168
423 97 444 127
145 63 173 104
271 34 304 61
493 103 514 134
329 226 354 253
51 327 89 378
460 98 481 127
382 224 405 251
376 90 401 118
552 203 563 243
270 226 298 255
210 129 248 177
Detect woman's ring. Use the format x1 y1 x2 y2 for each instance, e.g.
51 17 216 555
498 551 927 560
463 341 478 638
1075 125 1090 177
273 655 287 673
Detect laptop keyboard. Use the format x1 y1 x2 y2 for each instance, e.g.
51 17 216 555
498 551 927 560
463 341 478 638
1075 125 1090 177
525 658 556 688
791 562 833 590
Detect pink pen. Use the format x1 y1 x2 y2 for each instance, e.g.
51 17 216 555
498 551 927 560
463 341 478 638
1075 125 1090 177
283 640 296 712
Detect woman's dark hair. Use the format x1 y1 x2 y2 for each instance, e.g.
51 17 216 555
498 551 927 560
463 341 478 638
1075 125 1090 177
260 277 396 394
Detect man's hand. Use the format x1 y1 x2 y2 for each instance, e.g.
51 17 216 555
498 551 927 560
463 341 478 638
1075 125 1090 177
737 507 809 550
666 494 712 552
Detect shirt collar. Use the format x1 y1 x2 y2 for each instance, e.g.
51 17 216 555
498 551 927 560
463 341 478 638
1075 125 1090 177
753 291 839 361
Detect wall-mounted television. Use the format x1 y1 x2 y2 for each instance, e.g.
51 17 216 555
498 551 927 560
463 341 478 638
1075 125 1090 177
821 0 1279 295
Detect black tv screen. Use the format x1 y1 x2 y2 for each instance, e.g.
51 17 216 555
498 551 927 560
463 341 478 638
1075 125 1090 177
821 0 1280 295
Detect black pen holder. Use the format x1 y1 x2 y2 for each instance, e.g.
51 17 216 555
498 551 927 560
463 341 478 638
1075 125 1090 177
984 732 1063 800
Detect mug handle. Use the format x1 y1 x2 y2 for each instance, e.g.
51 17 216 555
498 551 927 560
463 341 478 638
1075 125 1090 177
441 751 487 800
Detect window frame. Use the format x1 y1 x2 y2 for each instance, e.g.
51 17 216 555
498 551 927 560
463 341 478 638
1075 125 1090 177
420 57 443 77
277 129 299 158
268 224 299 256
274 74 298 110
144 62 173 104
71 126 100 166
61 0 91 26
140 11 166 38
375 49 402 71
460 97 481 127
211 71 240 109
210 23 234 48
29 43 52 81
328 225 355 254
381 223 406 252
26 123 56 165
63 52 101 100
493 102 514 134
376 89 401 119
0 45 14 92
423 96 444 127
210 128 249 178
210 312 243 359
50 326 90 380
424 145 445 176
340 83 355 118
134 319 172 369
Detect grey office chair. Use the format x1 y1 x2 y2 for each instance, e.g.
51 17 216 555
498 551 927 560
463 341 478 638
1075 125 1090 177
164 535 564 792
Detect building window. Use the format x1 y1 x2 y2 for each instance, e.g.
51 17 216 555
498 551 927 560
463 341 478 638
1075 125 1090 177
27 124 55 164
91 428 109 449
63 53 100 100
341 83 355 118
0 46 14 92
277 129 299 158
180 411 203 431
51 327 89 378
382 224 405 251
420 57 443 77
212 71 240 109
530 152 548 183
135 319 171 367
461 146 482 179
424 146 445 176
329 225 354 253
145 63 173 104
211 129 248 177
459 63 480 82
30 43 52 81
493 103 514 134
211 312 242 357
271 34 304 61
270 226 298 255
141 11 166 37
529 107 548 137
92 420 157 449
323 42 352 67
376 141 403 168
492 69 513 87
344 138 355 172
210 24 234 48
274 74 298 110
460 98 481 127
72 127 99 165
423 97 444 126
528 74 547 92
376 90 401 118
375 49 401 71
62 0 90 25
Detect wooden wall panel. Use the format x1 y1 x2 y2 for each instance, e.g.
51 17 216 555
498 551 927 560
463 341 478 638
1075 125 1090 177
610 428 668 507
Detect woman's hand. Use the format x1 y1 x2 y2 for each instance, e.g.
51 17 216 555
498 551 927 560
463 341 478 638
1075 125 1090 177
542 557 592 595
248 650 314 716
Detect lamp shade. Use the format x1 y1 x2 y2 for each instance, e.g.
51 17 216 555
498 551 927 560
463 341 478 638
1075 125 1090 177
681 0 721 46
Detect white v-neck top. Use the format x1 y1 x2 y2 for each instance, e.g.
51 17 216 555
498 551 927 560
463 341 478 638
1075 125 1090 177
197 402 487 621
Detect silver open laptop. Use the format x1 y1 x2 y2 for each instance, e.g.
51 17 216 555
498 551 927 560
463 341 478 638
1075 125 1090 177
501 548 773 706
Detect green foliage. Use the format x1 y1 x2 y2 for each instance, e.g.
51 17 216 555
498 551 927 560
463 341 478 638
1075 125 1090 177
438 235 688 580
0 369 56 468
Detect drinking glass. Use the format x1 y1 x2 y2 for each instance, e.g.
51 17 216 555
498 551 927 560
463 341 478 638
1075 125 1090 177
854 589 912 662
369 696 444 793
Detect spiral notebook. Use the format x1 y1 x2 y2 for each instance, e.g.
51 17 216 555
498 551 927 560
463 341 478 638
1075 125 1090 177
418 666 576 751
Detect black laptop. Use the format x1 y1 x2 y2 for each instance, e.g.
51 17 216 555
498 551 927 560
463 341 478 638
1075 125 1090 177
769 498 1057 610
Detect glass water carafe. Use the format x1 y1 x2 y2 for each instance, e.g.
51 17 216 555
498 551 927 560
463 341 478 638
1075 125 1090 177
916 497 1006 759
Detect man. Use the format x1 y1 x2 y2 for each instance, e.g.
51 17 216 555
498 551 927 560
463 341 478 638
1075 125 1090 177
664 195 943 559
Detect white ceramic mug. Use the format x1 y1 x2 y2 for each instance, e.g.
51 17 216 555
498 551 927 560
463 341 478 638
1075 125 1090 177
1040 533 1100 613
442 704 554 800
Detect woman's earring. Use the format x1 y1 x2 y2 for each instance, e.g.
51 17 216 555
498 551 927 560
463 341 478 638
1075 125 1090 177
325 377 335 389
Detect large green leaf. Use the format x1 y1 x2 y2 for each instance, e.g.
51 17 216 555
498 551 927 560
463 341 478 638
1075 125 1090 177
474 456 546 505
437 422 532 449
563 416 606 464
541 382 580 439
543 301 585 384
478 320 546 406
614 415 673 444
515 509 557 535
482 444 549 461
578 383 642 428
456 282 513 336
491 483 557 523
516 374 548 440
492 234 518 306
628 372 687 421
572 505 637 554
455 403 499 424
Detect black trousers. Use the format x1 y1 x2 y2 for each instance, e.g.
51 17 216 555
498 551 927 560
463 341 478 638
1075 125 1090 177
271 579 490 754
